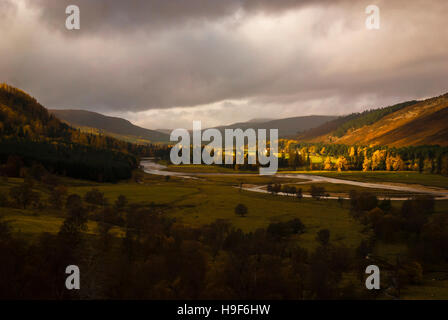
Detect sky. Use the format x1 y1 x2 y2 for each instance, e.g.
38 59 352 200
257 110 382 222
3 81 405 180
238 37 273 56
1 0 448 130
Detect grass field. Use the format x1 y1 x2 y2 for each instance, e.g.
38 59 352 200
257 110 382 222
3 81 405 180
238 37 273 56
280 182 423 197
166 164 256 173
0 207 125 238
2 174 447 243
1 171 448 298
163 163 448 190
70 176 368 251
0 174 365 251
295 171 448 189
197 175 308 186
69 183 197 206
162 182 365 250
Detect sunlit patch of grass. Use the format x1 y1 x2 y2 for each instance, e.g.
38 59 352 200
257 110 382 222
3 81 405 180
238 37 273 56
199 175 307 186
166 164 256 174
68 183 197 206
0 207 124 238
297 171 448 189
281 182 421 197
162 182 365 251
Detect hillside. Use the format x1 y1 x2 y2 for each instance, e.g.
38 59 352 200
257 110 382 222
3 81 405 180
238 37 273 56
0 84 142 181
296 114 359 141
51 111 335 142
213 115 338 137
50 109 169 143
298 93 448 147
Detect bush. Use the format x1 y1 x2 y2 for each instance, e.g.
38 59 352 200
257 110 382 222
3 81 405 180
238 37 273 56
0 193 8 207
9 182 40 209
296 188 303 200
349 191 378 212
310 185 326 200
84 188 106 206
267 218 305 239
234 204 248 217
316 229 330 246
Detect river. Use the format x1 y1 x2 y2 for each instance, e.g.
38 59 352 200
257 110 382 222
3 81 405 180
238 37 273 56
140 159 448 200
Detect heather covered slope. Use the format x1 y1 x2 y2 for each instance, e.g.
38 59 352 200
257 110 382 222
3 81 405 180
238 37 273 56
299 93 448 147
370 105 448 147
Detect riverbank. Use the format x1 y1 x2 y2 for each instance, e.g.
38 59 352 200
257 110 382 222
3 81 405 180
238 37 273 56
141 159 448 200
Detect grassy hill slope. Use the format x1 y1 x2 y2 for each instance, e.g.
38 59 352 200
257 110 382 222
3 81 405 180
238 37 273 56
50 109 169 143
213 115 338 137
298 93 448 147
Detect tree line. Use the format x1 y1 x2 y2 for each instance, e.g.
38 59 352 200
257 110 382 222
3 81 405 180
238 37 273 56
348 191 448 296
158 140 448 174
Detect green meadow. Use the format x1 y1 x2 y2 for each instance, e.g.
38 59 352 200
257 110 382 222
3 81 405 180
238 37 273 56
281 182 423 197
165 163 448 189
1 172 447 251
295 171 448 189
1 171 448 298
0 174 365 251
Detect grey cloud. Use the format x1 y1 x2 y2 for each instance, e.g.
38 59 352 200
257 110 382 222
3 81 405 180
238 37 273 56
28 0 345 35
1 0 448 126
0 0 17 18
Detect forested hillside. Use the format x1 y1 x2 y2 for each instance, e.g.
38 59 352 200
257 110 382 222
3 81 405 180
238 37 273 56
0 84 155 181
297 114 359 141
332 100 418 138
213 115 338 137
298 93 448 147
298 100 419 142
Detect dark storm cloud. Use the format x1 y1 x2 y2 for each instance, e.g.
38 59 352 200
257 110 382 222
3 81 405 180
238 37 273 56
1 0 448 126
28 0 344 34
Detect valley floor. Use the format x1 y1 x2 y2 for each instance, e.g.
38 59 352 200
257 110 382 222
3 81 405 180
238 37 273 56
1 165 448 299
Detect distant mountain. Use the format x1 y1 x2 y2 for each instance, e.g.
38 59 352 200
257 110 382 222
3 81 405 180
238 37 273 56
212 115 338 137
298 93 448 147
155 129 173 135
246 118 275 123
50 109 170 143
